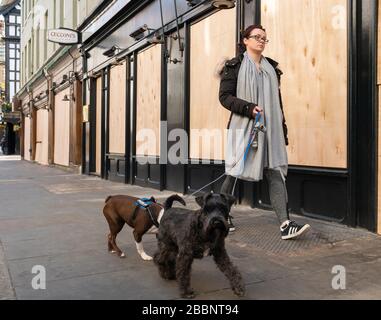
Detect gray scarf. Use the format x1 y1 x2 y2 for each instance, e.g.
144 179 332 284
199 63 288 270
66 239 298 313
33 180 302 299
225 52 288 181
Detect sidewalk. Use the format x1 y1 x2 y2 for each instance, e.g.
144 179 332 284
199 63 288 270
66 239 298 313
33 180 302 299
0 241 15 300
0 159 380 299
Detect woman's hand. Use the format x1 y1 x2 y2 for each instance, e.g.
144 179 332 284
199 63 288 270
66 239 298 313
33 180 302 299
252 106 263 117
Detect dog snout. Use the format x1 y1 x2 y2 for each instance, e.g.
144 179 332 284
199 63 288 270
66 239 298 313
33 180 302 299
210 216 227 230
212 218 224 227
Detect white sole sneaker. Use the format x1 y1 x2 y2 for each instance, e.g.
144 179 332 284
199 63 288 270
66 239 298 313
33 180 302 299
281 224 311 240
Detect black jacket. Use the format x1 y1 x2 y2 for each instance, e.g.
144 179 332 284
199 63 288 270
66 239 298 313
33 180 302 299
219 54 289 145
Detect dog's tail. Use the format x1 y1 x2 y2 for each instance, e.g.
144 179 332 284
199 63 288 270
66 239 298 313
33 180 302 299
105 196 113 203
164 194 186 210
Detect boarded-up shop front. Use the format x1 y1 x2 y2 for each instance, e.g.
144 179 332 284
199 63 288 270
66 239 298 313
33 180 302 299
81 0 378 232
23 115 31 161
54 88 71 167
35 108 49 165
188 7 236 191
106 61 127 182
259 0 348 222
377 0 381 235
95 76 102 175
134 44 162 188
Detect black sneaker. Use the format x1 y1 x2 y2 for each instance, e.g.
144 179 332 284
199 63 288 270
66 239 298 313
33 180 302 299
228 216 236 232
280 220 310 240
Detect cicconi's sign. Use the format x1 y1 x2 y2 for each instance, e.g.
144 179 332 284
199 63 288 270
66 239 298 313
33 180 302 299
48 28 81 45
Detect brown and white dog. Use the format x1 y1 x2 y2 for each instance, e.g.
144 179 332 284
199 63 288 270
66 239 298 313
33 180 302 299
103 194 185 260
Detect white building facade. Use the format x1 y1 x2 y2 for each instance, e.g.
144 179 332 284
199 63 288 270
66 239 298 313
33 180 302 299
17 0 102 167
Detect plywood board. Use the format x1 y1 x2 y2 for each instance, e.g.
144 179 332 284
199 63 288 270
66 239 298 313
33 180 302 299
378 1 381 234
262 0 348 168
96 76 102 174
136 45 161 157
24 116 31 161
109 62 126 154
54 88 71 166
190 8 236 160
35 108 49 165
378 86 381 235
378 0 381 85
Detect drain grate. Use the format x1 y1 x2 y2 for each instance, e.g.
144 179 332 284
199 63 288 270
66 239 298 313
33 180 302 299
227 214 373 256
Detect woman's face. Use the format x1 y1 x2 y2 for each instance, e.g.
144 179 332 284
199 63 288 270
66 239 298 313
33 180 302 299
243 28 268 54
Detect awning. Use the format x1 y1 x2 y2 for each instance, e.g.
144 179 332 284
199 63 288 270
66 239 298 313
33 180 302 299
1 111 21 124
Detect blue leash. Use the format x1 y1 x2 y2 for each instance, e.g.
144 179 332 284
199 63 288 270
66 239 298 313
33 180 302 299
243 112 262 163
187 113 263 198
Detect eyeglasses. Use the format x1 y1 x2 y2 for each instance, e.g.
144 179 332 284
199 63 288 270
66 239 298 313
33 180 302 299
248 34 269 44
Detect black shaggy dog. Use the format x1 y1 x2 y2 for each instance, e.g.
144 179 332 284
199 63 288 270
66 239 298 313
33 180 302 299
153 193 245 299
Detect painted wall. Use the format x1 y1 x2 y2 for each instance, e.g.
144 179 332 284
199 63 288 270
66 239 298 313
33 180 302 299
20 0 103 86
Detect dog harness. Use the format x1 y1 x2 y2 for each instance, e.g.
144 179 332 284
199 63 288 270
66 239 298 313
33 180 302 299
134 197 160 228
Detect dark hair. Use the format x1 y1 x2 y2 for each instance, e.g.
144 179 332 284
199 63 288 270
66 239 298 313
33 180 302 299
237 24 266 55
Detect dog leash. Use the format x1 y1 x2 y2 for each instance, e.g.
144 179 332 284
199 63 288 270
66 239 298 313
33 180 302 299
185 113 264 199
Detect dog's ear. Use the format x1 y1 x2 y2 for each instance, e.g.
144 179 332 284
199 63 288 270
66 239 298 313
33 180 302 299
195 193 213 208
195 195 204 208
221 193 236 208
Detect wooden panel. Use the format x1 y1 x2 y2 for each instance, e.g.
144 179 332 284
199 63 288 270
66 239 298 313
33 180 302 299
378 1 381 234
24 116 31 161
378 0 381 85
378 86 381 234
190 8 236 160
70 81 83 165
109 62 126 154
54 88 71 166
35 108 49 165
262 0 348 168
96 77 102 174
136 45 161 156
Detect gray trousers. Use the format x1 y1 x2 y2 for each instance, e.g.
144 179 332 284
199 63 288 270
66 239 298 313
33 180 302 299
221 169 289 225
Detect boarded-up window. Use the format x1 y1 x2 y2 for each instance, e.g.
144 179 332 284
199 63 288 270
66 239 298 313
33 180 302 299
262 0 348 168
109 62 126 154
96 76 102 174
190 8 236 160
35 108 49 165
54 89 71 166
24 116 31 161
377 0 381 234
136 45 161 157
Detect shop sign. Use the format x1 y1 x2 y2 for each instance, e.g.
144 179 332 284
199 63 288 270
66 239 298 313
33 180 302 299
48 28 81 45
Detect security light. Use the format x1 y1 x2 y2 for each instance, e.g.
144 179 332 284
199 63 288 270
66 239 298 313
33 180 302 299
62 94 75 102
211 0 236 9
62 94 70 102
129 24 155 40
103 45 122 57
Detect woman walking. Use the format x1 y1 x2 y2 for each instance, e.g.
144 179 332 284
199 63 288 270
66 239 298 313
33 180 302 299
219 24 310 240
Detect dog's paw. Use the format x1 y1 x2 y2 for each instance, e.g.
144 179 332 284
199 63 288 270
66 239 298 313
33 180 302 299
109 250 117 254
141 254 153 261
233 285 245 297
181 290 195 299
181 293 195 299
119 252 126 258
